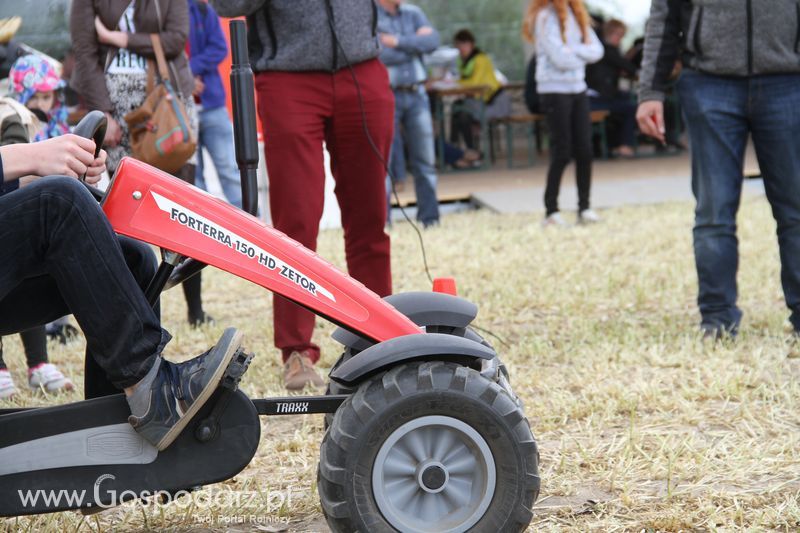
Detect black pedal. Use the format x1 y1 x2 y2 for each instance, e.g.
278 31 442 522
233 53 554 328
0 389 260 517
195 350 255 443
220 349 254 391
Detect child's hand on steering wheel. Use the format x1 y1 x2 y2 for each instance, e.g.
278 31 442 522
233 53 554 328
35 134 105 180
1 134 108 186
84 149 107 184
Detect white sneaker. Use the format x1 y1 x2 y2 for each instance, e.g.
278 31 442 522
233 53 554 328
578 209 601 224
29 363 74 393
541 212 570 228
0 369 19 399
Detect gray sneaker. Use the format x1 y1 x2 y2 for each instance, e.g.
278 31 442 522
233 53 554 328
542 212 570 228
578 209 601 224
128 328 245 451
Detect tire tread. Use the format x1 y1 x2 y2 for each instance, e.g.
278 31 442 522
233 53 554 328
318 361 540 533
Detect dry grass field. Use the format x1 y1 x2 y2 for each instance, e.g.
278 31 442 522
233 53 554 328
2 196 799 532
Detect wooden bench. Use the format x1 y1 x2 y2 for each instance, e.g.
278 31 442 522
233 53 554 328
490 109 611 169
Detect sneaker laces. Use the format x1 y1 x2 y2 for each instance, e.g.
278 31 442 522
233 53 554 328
165 348 212 401
163 360 183 400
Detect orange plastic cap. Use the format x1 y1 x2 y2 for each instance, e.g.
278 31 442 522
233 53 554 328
432 277 457 295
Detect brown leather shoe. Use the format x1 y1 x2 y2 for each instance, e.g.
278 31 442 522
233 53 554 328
283 351 325 391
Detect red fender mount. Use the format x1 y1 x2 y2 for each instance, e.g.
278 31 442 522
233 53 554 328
103 157 421 342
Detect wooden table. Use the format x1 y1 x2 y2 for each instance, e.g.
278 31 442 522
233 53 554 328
427 83 491 171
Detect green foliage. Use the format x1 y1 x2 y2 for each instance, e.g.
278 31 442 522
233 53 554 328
0 0 72 59
412 0 528 81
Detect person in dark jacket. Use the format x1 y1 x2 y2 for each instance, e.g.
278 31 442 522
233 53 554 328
586 19 637 157
637 0 800 338
0 55 76 398
210 0 394 390
71 0 213 328
0 136 243 451
188 0 242 209
70 0 195 150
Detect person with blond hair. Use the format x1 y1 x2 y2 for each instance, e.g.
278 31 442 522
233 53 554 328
523 0 603 227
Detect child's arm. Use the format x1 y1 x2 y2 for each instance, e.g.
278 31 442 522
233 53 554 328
1 135 103 184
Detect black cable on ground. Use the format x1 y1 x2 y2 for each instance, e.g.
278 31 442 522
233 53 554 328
470 324 511 350
324 5 433 285
324 8 509 348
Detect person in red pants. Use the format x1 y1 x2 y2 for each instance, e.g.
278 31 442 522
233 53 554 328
210 0 394 390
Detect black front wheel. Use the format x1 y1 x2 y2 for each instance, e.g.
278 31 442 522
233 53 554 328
318 361 539 533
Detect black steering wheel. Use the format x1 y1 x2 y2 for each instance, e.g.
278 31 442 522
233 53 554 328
72 110 108 202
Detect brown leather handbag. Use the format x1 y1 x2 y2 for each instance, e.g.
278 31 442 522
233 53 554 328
123 32 196 174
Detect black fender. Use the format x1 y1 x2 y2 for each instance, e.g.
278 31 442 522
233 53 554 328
332 291 479 352
329 332 496 386
384 291 478 328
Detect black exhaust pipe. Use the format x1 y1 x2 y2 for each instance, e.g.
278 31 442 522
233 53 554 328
229 20 259 217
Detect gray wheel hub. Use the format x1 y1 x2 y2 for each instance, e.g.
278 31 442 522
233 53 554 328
418 461 448 493
372 415 496 533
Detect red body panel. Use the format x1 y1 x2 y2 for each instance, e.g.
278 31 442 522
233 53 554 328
103 157 421 342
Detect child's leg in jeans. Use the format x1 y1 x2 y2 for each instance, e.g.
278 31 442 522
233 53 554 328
24 325 73 392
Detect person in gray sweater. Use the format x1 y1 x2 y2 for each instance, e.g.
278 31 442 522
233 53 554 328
523 0 603 227
210 0 395 390
637 0 800 339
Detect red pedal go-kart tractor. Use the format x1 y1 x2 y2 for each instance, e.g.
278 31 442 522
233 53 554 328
0 22 540 532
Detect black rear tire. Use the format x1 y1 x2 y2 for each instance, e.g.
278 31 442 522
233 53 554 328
318 361 539 533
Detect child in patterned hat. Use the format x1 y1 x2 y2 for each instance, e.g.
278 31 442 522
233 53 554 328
8 54 70 141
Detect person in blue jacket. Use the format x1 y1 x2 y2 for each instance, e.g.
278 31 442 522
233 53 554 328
188 0 242 209
377 0 440 228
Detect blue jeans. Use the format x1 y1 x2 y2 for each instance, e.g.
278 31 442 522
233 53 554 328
388 88 440 225
678 69 800 331
195 106 242 209
590 92 637 148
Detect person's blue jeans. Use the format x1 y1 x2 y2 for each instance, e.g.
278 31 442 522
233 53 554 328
195 106 243 209
590 92 637 148
388 88 440 226
678 69 800 332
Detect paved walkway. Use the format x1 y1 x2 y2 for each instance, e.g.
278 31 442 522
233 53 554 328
393 144 763 215
471 161 765 214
